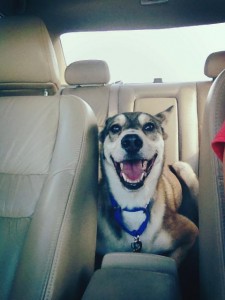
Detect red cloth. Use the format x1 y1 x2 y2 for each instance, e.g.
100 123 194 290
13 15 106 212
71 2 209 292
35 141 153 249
212 121 225 161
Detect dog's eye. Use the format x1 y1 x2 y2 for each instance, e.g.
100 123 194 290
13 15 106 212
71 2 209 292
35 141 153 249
110 124 122 134
143 122 155 132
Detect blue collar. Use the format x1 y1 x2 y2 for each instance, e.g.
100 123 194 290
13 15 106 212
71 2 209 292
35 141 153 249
109 193 152 238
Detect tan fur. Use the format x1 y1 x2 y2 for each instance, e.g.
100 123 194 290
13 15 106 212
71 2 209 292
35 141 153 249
160 166 182 211
156 164 199 263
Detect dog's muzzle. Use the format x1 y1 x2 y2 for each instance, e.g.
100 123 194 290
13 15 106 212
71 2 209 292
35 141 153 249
111 134 158 190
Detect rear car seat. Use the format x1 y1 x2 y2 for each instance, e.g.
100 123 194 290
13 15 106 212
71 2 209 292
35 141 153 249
62 53 225 176
0 16 98 300
118 50 225 175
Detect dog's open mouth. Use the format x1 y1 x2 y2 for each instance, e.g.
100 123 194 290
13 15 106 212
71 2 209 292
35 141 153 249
111 153 158 190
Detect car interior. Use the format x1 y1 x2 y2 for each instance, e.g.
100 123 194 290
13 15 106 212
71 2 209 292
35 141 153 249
1 0 225 299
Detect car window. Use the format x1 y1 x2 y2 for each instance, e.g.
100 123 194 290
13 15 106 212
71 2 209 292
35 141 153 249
61 23 225 83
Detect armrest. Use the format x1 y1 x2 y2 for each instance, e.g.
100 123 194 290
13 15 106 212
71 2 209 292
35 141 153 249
82 253 180 300
102 252 177 276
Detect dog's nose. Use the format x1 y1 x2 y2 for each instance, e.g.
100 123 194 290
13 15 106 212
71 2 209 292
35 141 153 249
121 134 143 153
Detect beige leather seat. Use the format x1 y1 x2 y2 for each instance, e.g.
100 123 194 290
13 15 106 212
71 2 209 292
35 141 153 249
83 253 180 300
199 67 225 300
198 52 225 300
0 17 98 300
62 52 225 177
0 16 60 97
197 51 225 135
204 51 225 80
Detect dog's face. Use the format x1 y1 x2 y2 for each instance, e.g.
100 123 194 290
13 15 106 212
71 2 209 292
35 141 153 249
100 107 173 191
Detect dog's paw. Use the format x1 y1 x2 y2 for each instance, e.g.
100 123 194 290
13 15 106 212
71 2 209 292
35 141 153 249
171 161 199 198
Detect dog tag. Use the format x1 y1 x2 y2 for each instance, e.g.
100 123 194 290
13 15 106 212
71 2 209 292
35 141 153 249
131 236 142 252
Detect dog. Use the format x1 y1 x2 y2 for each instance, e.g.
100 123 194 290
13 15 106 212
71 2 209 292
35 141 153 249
97 107 199 265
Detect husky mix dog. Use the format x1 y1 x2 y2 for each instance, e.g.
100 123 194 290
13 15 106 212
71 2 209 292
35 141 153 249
97 107 199 265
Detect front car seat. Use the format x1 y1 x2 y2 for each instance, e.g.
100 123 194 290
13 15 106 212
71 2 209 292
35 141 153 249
199 68 225 300
0 17 98 300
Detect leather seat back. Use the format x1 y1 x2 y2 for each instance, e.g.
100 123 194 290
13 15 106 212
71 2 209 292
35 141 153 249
199 68 225 300
0 17 98 300
0 17 60 96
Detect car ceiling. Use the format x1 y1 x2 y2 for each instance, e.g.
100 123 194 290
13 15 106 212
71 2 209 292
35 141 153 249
1 0 225 34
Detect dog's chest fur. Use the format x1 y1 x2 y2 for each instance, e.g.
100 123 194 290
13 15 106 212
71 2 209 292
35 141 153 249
97 172 178 255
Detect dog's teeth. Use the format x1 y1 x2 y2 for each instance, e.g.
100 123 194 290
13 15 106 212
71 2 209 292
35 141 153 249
122 173 127 181
120 163 124 170
142 161 147 169
121 172 143 184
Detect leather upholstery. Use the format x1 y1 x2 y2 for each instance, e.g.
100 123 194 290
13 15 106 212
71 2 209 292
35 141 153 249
65 60 110 85
63 60 113 129
63 64 202 174
62 50 225 179
63 85 111 129
199 69 225 300
0 17 98 300
0 17 60 95
101 253 177 276
83 253 180 300
204 51 225 79
63 55 225 177
83 268 180 300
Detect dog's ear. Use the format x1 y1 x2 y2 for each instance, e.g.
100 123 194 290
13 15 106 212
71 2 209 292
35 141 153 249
154 106 173 140
154 105 173 125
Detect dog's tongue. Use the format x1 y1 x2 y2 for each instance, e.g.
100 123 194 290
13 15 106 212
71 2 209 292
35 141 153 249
122 160 143 181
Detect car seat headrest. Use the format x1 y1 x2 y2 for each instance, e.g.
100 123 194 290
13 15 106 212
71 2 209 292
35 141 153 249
204 51 225 79
65 60 110 85
0 16 60 94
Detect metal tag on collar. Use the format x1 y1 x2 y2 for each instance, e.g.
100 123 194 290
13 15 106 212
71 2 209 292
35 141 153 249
131 235 142 253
